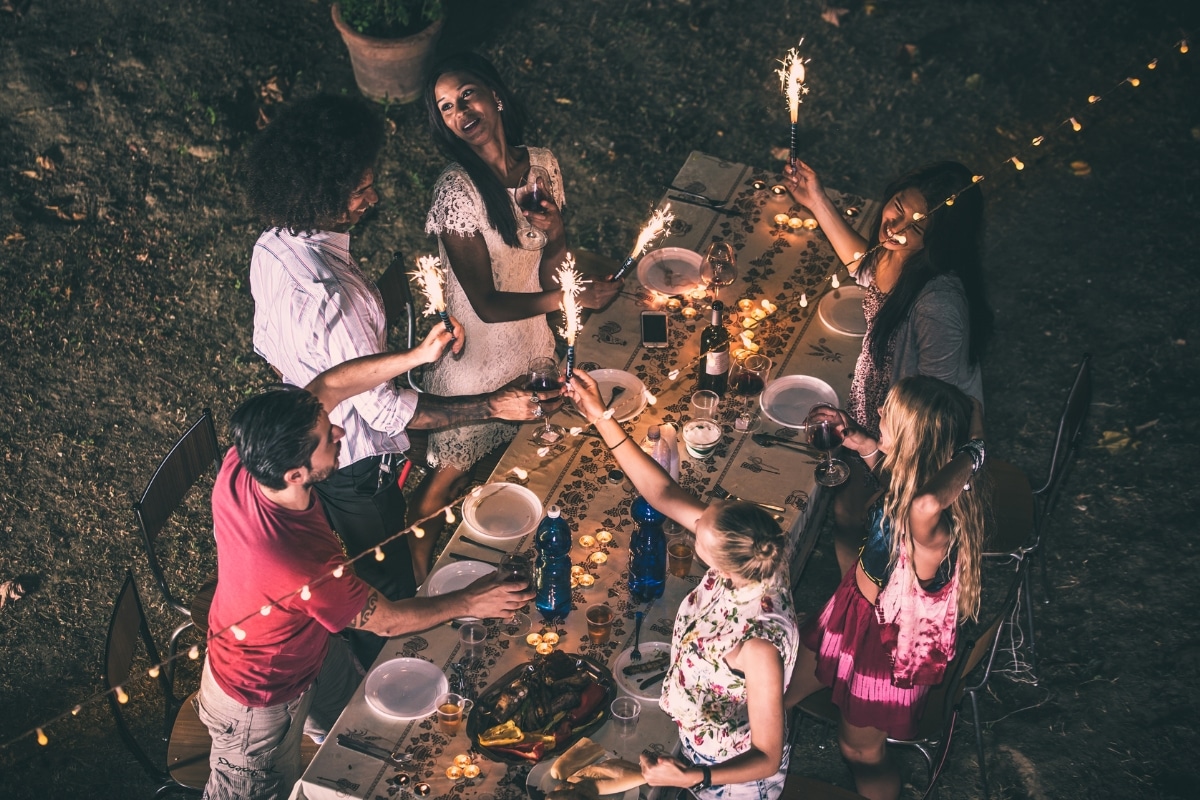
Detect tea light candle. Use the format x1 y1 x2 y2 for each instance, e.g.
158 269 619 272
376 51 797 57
743 340 761 352
773 213 790 230
571 564 586 578
446 766 464 781
595 530 613 545
770 184 788 197
510 467 528 483
589 551 608 565
681 306 698 320
788 217 804 231
732 348 750 360
541 631 560 646
741 332 755 348
804 218 819 230
570 575 580 588
741 317 756 329
761 299 778 314
752 179 767 190
578 573 595 587
737 298 755 312
751 308 766 321
454 754 473 769
526 633 543 647
415 783 432 796
578 534 597 549
463 764 481 779
536 641 555 656
665 297 682 312
688 287 707 302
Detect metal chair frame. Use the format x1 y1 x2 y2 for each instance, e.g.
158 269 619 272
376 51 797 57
132 409 221 686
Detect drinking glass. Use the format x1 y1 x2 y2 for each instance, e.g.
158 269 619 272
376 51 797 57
513 165 551 250
806 404 850 486
435 692 474 735
699 241 737 300
610 697 641 738
458 622 487 661
729 353 771 433
585 603 615 645
497 553 532 638
527 356 565 446
667 536 695 578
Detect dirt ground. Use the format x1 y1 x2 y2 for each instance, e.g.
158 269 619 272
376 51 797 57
2 1 1198 798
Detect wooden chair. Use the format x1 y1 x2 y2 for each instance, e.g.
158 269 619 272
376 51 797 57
132 409 221 688
796 562 1027 800
377 250 422 392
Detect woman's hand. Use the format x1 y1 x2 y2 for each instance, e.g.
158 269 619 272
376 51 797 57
783 159 826 210
639 753 701 789
563 369 606 421
578 275 623 310
808 405 876 456
413 315 465 364
525 196 566 248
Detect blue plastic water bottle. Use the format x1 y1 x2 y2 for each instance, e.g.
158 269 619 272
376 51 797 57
628 496 666 603
535 505 573 621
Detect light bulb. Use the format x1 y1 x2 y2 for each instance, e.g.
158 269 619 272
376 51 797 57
261 604 272 616
148 665 160 678
188 645 200 660
301 585 311 601
1087 94 1100 104
852 251 865 262
831 274 840 288
374 546 385 561
537 446 550 457
37 728 48 746
1032 136 1044 146
115 686 129 704
569 426 583 436
412 525 425 539
231 625 247 641
71 706 81 716
445 507 456 524
799 293 808 308
911 212 924 221
1129 77 1140 87
332 564 345 578
1148 59 1158 69
1180 40 1188 54
1070 117 1082 132
972 175 984 183
1011 156 1025 171
668 369 680 380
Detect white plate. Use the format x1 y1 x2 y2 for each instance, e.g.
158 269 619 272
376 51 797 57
760 375 839 429
419 560 497 622
364 657 448 720
527 754 642 800
817 285 867 336
613 642 672 705
463 482 544 542
637 247 703 295
566 369 647 423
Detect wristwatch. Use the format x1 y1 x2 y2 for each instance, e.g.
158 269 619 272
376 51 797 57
691 765 713 792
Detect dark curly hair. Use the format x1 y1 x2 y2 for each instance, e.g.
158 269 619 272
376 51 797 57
424 53 529 248
247 95 385 234
229 387 323 491
860 161 993 368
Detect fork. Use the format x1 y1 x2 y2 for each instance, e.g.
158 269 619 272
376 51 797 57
710 484 786 514
630 610 645 661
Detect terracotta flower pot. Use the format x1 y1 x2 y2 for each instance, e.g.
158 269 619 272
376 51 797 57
332 3 444 104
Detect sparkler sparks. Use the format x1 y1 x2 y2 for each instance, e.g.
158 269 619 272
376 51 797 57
556 254 587 378
776 41 809 124
410 254 455 334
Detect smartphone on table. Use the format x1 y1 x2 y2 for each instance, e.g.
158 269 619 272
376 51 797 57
640 310 669 349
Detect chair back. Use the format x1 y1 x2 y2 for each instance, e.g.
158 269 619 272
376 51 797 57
132 409 221 616
377 250 424 393
1032 354 1092 541
982 459 1035 557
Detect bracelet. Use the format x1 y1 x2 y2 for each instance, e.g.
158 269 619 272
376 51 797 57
606 435 632 450
691 765 713 791
953 438 986 490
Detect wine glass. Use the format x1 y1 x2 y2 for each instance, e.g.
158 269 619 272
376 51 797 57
729 353 771 433
527 356 565 446
497 552 532 638
513 165 551 251
806 404 850 486
699 241 737 300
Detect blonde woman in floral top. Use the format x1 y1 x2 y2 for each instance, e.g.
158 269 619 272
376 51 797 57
565 371 799 800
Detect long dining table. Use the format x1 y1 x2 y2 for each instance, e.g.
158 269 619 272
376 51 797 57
290 151 878 800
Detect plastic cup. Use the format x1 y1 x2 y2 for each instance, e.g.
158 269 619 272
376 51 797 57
586 603 615 645
667 539 695 578
435 692 474 735
683 418 722 459
459 622 487 660
610 696 641 737
690 390 720 420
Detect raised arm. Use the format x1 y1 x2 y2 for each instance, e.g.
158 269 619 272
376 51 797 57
441 231 564 322
783 159 869 270
564 370 706 528
348 572 533 638
908 402 985 551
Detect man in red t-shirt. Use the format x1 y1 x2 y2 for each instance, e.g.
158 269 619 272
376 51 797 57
196 330 539 799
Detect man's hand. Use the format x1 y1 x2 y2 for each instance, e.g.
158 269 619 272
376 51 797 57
487 385 562 421
460 573 535 620
578 276 623 310
413 315 465 364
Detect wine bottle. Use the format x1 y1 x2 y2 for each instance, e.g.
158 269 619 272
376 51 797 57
696 300 729 396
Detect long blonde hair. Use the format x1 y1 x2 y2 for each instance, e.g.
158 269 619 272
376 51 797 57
879 377 986 621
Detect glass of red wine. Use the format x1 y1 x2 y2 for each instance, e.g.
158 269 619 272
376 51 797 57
513 165 551 251
729 353 771 433
497 552 532 638
527 356 565 446
806 403 850 486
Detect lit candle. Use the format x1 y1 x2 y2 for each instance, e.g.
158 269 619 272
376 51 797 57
773 213 790 230
536 641 555 656
741 317 756 329
463 764 481 779
788 217 804 231
666 297 682 312
681 306 698 320
579 573 595 587
589 551 608 565
454 754 473 769
595 530 613 545
689 287 707 302
770 184 788 197
415 783 432 796
578 534 596 549
446 766 464 780
752 179 767 190
571 564 586 577
526 633 543 646
751 308 766 321
732 348 750 360
541 631 560 645
804 218 818 230
743 340 761 353
761 299 778 314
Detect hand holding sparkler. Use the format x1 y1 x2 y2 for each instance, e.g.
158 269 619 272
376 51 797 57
410 254 456 337
610 204 675 281
776 41 810 165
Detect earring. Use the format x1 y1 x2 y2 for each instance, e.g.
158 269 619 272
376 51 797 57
496 101 505 112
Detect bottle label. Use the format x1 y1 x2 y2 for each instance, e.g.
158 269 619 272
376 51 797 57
705 349 730 375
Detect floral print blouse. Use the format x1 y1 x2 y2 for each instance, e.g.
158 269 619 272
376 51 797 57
660 569 799 761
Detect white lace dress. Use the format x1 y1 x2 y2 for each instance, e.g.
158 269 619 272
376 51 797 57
422 147 562 470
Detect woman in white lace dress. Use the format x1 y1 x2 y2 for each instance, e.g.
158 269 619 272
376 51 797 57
409 54 621 581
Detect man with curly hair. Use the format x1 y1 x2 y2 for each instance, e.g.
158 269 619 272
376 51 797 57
246 94 548 664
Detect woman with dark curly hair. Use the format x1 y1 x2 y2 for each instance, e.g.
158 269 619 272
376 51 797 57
407 53 621 581
784 160 993 574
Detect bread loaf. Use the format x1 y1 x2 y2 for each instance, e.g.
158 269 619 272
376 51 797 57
566 758 646 795
550 737 607 781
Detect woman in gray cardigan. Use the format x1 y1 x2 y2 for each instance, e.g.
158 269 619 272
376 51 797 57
784 161 993 573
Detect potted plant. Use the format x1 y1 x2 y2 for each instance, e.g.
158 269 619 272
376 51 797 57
332 1 445 103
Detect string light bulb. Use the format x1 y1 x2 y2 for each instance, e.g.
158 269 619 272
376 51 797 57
148 665 160 678
412 525 425 539
71 706 81 716
1010 156 1025 171
188 645 200 660
1070 117 1082 132
972 175 984 183
946 195 957 206
1127 77 1140 87
231 625 247 641
374 546 385 561
1148 59 1158 69
300 585 311 601
831 274 840 288
444 507 456 524
260 604 272 616
1032 136 1045 146
800 293 808 308
851 251 864 263
115 686 129 704
36 728 48 746
668 369 680 380
1088 94 1100 104
332 564 345 578
1181 40 1189 54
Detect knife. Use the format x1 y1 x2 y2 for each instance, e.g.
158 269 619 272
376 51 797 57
639 670 668 690
336 734 411 768
668 195 740 215
459 535 510 556
447 551 500 566
752 432 821 456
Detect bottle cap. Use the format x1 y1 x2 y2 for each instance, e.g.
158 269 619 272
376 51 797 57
547 505 561 518
647 425 661 440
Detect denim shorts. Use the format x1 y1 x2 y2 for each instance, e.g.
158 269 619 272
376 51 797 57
680 737 791 800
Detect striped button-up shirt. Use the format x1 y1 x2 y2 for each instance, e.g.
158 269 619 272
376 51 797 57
250 228 418 467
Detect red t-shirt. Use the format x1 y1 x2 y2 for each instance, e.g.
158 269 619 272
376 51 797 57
207 448 370 707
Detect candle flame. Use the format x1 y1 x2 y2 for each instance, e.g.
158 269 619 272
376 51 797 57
776 41 809 123
410 255 448 316
554 253 586 345
629 205 674 259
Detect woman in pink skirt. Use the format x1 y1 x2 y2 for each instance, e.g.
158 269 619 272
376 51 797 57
785 376 987 800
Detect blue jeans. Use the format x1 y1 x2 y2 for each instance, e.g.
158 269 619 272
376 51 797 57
196 635 361 800
680 738 791 800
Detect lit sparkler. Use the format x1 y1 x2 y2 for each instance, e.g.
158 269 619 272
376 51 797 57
776 41 810 165
611 204 675 281
555 253 586 379
410 254 455 335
